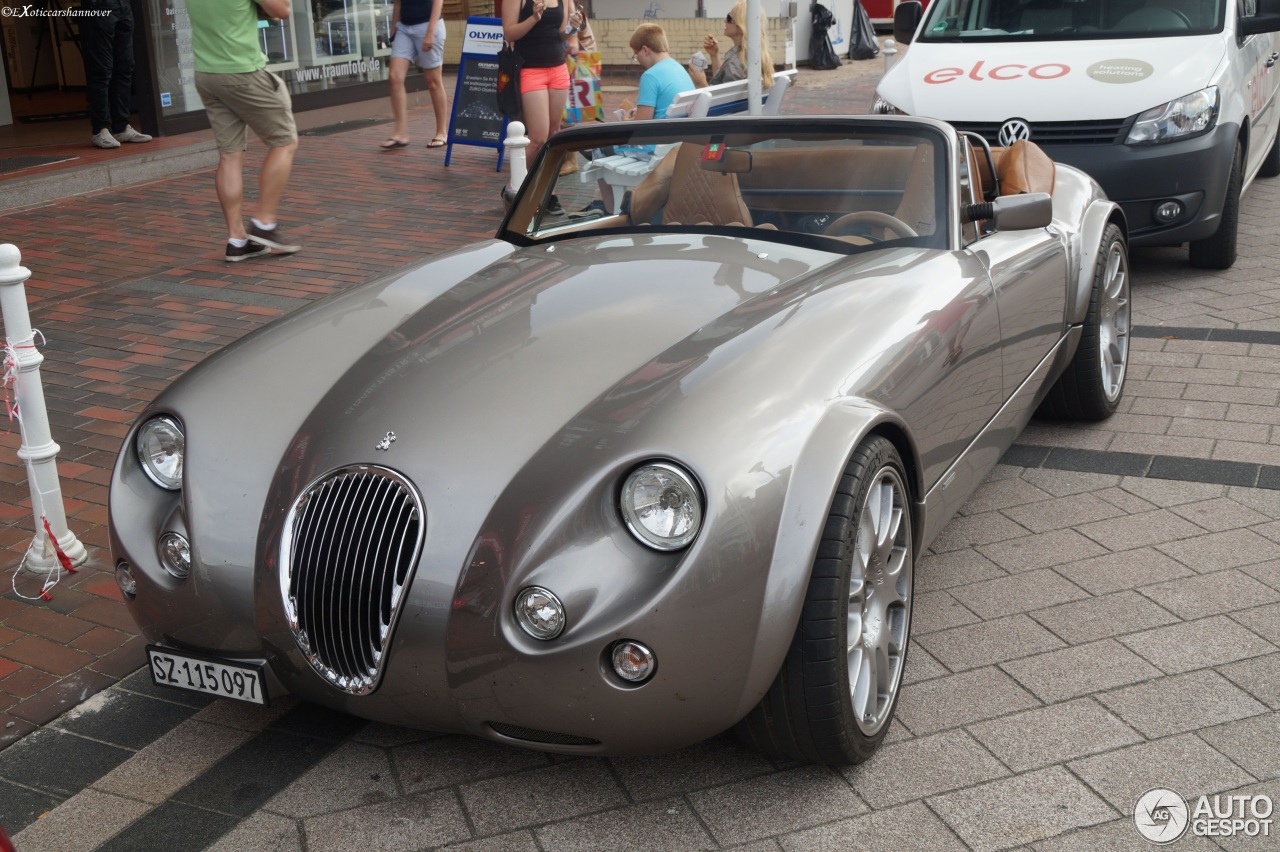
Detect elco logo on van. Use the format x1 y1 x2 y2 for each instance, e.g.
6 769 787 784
924 61 1071 84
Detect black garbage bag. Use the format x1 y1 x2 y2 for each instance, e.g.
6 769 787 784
810 3 842 70
850 0 880 60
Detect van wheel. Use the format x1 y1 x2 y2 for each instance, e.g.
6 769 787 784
1260 132 1280 179
735 436 913 766
1189 143 1241 270
1039 224 1130 421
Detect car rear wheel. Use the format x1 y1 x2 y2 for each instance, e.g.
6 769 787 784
1039 223 1130 421
736 436 913 765
1189 143 1241 269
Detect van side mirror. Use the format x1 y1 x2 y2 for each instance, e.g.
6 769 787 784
964 193 1053 231
894 1 923 45
1240 11 1280 36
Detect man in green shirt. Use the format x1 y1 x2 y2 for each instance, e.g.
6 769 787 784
187 0 301 261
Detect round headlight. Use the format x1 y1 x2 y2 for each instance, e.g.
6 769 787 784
514 586 565 640
158 532 191 578
620 462 703 551
611 640 656 683
136 416 184 490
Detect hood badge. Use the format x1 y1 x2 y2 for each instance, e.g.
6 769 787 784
375 431 397 451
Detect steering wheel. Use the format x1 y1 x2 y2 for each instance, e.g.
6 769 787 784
823 211 918 240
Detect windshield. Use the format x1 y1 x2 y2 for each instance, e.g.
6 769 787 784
499 120 949 253
917 0 1226 41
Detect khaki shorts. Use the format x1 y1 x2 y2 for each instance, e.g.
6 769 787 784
195 69 298 154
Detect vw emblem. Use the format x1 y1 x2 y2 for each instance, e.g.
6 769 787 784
998 119 1032 146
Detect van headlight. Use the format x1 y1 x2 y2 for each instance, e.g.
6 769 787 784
620 462 703 551
871 95 906 116
1126 86 1218 145
136 416 184 490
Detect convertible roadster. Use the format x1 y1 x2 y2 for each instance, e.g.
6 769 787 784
110 116 1130 765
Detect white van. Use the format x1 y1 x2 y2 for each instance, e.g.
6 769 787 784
874 0 1280 268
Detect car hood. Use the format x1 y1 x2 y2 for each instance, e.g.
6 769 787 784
879 33 1227 121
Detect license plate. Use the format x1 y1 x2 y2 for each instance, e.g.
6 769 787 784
146 645 269 705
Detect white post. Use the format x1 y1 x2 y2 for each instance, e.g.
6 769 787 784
504 120 531 193
882 38 898 74
746 0 763 115
0 244 87 576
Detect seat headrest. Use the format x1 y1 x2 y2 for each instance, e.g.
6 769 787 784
997 140 1056 196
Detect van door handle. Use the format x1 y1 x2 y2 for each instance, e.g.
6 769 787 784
1268 52 1279 67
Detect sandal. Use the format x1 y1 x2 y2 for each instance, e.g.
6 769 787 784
380 138 410 149
426 136 447 149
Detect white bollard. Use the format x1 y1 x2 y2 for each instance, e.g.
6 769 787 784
504 120 530 194
0 244 87 577
882 38 898 74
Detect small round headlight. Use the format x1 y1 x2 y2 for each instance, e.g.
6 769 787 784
514 586 565 640
611 640 656 683
136 416 184 490
620 462 703 551
158 532 191 578
115 562 137 599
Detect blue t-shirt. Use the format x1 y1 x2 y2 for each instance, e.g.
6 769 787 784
638 57 694 119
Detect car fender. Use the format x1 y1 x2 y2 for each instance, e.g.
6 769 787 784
1068 199 1126 327
737 397 920 720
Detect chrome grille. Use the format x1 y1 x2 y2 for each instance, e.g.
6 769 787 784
952 119 1129 146
280 465 423 695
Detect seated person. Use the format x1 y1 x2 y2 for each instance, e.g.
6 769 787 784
688 0 774 90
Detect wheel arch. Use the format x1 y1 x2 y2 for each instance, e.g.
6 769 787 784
1069 201 1127 327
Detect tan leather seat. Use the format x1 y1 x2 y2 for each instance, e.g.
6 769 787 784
996 139 1055 196
892 142 939 236
628 146 680 225
661 144 753 227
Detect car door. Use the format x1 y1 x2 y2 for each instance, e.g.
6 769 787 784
1238 0 1280 179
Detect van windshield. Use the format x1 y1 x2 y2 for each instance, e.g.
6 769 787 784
917 0 1226 41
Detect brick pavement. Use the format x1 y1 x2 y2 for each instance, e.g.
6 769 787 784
4 58 1280 850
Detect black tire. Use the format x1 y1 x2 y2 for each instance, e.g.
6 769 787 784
1260 131 1280 179
736 436 913 766
1039 223 1130 421
1189 143 1241 270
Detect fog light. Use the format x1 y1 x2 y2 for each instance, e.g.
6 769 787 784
158 532 191 579
514 586 565 640
611 640 656 683
115 562 136 599
1154 200 1183 223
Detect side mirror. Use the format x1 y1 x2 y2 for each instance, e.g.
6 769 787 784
894 1 923 45
964 193 1053 231
1240 12 1280 36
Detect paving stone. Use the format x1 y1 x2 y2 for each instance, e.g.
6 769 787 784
1054 548 1194 595
916 549 1008 593
840 729 1008 808
1020 469 1123 497
0 726 132 797
895 668 1041 736
977 529 1109 573
54 686 195 750
1157 528 1280 573
928 513 1033 553
1097 671 1266 738
1234 602 1280 645
205 812 304 852
435 832 539 852
1212 778 1280 852
264 741 399 818
1068 733 1256 812
912 591 981 635
927 766 1116 851
459 760 629 835
958 478 1054 516
534 798 715 851
301 790 471 851
1242 561 1280 593
92 719 250 805
393 735 549 795
903 643 950 685
947 570 1090 621
1139 570 1280 620
916 615 1065 672
1000 640 1165 704
610 734 774 802
686 766 866 846
1199 711 1280 781
1030 590 1180 644
1220 652 1280 709
1076 509 1208 552
1119 615 1276 674
779 801 968 852
967 698 1143 772
1094 486 1161 515
1168 497 1272 531
0 777 61 834
1118 476 1227 506
1001 493 1127 534
9 788 151 852
1031 818 1221 852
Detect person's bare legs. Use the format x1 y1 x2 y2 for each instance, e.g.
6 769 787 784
423 65 448 143
214 150 247 240
386 56 412 145
255 140 297 226
546 87 568 141
521 88 551 163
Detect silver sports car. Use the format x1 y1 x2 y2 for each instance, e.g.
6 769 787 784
110 116 1130 765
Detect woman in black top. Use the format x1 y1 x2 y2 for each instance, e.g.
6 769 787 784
502 0 579 167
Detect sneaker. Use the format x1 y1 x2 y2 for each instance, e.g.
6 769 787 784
113 125 153 143
91 129 120 149
545 194 564 216
247 222 301 253
225 241 269 262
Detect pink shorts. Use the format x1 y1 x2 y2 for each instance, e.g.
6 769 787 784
521 63 570 94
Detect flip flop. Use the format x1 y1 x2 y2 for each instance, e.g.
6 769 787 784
380 138 410 149
426 137 447 149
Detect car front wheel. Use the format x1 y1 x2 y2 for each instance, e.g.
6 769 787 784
737 436 913 765
1189 142 1241 269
